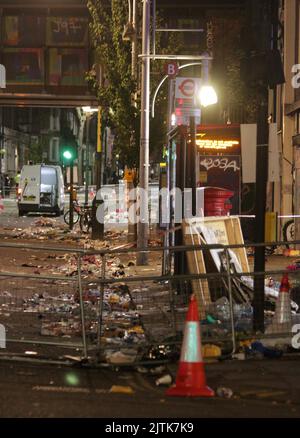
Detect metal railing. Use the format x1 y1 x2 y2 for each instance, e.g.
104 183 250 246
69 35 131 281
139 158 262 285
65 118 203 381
0 240 299 365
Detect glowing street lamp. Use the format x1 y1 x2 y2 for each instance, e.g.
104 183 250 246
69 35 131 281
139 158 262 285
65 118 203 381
199 84 218 107
198 53 218 108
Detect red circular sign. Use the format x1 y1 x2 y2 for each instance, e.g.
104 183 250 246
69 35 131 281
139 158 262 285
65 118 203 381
164 61 179 78
178 79 196 97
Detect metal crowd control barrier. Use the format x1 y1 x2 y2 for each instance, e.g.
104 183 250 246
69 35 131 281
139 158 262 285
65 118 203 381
85 241 300 362
0 244 88 363
0 240 299 365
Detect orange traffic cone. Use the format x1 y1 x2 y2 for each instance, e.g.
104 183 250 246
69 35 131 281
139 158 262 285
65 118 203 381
166 294 214 398
266 273 292 334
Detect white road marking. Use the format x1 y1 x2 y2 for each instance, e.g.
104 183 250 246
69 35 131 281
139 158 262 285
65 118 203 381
32 385 91 394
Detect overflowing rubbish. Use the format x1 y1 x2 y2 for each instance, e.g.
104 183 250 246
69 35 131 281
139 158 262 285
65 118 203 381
0 275 147 364
206 297 253 333
2 213 300 370
7 217 127 247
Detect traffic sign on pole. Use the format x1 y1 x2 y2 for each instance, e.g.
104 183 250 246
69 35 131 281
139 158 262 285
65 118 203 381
164 61 179 78
175 77 201 99
174 77 201 126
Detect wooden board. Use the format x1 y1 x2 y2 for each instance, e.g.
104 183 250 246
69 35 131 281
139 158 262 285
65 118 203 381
184 221 211 320
183 216 249 317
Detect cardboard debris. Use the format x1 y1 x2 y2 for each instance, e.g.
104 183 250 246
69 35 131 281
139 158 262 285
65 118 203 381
109 385 135 394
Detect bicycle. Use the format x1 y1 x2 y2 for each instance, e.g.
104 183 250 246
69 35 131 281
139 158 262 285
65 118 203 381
64 201 92 233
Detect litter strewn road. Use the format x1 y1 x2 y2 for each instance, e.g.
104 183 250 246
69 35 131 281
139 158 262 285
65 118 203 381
0 358 299 418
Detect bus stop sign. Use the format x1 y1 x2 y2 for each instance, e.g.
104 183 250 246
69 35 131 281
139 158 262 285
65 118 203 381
164 61 179 78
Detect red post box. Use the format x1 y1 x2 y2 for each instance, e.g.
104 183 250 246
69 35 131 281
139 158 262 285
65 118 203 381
204 187 234 217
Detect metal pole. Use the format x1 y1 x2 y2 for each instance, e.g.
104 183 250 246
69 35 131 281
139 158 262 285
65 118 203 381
84 115 90 206
69 161 74 231
152 0 156 58
97 253 106 352
225 249 237 355
163 78 175 275
77 255 88 360
253 136 269 332
137 0 151 266
92 108 104 240
127 0 138 243
188 116 197 217
253 0 272 333
132 0 138 81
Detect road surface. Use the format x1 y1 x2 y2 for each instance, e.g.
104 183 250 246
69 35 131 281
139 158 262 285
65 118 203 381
0 183 159 231
0 358 299 418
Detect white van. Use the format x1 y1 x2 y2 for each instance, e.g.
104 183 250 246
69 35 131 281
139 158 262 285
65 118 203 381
18 164 65 216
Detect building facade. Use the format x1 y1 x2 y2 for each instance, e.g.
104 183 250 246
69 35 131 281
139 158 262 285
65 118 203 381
0 106 81 182
274 0 300 238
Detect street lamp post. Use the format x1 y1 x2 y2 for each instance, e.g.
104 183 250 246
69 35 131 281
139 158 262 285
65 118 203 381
62 150 74 231
137 0 151 266
69 158 74 230
123 0 138 243
173 60 218 278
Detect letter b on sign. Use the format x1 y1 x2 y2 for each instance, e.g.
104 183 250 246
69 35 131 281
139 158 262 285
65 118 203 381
164 62 178 78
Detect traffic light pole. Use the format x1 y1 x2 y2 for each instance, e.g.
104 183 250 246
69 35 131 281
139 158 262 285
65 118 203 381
91 108 104 240
91 151 104 240
69 161 74 231
84 115 90 207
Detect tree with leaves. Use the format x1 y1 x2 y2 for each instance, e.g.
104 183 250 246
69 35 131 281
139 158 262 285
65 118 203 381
87 0 181 170
87 0 138 168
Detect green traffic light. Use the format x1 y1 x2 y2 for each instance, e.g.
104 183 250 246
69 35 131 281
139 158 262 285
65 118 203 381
63 150 73 160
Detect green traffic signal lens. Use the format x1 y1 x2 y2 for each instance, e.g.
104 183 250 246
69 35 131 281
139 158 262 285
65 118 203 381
63 150 73 160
